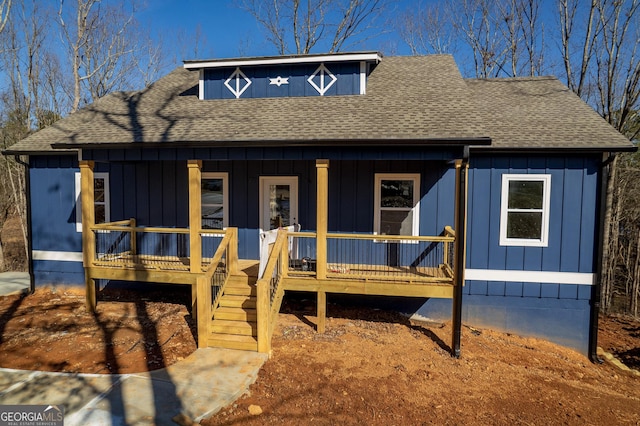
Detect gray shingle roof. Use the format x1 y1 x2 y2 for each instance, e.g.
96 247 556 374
466 77 632 150
4 54 632 155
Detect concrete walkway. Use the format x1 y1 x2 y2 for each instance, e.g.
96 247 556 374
0 271 29 296
0 348 268 425
0 272 268 424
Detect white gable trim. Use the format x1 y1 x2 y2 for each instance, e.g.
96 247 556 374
184 53 382 70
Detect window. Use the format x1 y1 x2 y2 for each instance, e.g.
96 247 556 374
374 174 420 235
202 172 228 229
500 174 551 247
75 172 110 232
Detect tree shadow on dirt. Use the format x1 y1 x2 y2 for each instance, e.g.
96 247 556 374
615 347 640 371
89 283 195 423
0 294 26 344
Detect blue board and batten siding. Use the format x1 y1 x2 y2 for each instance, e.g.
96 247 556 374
28 150 601 355
30 156 83 284
411 154 600 354
28 153 456 283
203 62 363 99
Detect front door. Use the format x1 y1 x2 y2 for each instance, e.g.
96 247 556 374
259 176 298 231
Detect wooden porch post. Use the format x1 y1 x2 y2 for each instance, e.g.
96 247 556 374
80 160 97 312
196 275 211 348
188 160 203 316
316 160 329 332
452 155 469 358
188 160 203 274
316 160 329 280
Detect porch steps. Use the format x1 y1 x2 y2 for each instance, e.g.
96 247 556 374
209 280 259 351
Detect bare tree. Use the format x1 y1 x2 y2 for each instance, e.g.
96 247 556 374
559 0 599 99
0 0 11 35
559 0 640 315
0 0 58 269
58 0 141 111
399 0 545 78
397 1 456 55
236 0 390 54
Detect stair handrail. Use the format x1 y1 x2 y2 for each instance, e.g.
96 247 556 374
196 227 238 348
256 229 289 354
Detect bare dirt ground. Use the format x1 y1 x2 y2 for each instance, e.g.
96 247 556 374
0 214 27 272
0 287 197 374
0 287 638 425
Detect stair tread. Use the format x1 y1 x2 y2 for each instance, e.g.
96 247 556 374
215 306 256 313
221 295 256 301
212 319 257 326
209 333 258 343
224 288 256 296
225 280 255 287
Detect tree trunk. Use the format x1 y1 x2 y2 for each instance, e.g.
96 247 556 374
601 155 619 313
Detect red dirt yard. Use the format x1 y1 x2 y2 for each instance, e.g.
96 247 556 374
0 287 638 425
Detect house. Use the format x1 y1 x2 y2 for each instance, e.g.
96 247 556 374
3 52 633 359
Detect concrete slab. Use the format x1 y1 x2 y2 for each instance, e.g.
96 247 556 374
0 348 268 425
0 370 116 415
0 368 36 392
71 375 181 426
0 271 30 296
156 348 268 421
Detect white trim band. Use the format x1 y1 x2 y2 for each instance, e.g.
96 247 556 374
465 269 594 285
184 53 382 70
33 250 83 262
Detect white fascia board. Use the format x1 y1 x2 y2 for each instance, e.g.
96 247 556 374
184 53 382 70
465 268 594 285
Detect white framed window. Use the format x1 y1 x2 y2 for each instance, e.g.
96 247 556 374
374 174 420 236
500 174 551 247
202 172 228 230
75 172 110 232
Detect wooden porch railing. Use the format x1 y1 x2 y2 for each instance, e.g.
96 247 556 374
90 219 226 272
196 227 238 348
443 226 456 278
287 228 456 283
256 229 289 354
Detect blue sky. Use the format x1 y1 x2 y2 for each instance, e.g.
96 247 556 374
138 0 415 61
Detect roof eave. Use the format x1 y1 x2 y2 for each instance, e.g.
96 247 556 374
183 52 383 70
470 145 637 154
1 148 78 156
52 137 492 151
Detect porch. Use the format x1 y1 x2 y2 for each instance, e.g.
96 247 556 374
79 158 468 356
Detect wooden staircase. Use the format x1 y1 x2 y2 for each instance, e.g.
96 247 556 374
208 275 259 351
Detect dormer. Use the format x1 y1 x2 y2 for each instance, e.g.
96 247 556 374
183 51 382 100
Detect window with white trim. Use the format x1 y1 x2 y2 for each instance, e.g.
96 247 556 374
374 174 420 235
75 172 110 232
500 174 551 247
202 172 228 229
